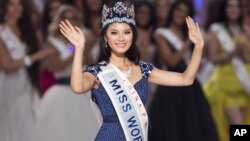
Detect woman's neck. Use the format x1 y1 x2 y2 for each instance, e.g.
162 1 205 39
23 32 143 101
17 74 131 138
6 18 18 28
227 20 238 26
109 54 130 68
169 24 183 39
5 19 21 37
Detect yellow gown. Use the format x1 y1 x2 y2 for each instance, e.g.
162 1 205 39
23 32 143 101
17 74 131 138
204 38 250 141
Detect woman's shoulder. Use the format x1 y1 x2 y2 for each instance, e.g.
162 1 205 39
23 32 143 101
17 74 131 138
138 61 154 78
84 62 107 77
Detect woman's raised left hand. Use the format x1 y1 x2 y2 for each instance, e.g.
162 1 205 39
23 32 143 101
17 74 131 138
186 16 204 48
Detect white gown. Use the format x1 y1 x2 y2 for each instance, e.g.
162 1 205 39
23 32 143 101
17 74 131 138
36 36 102 141
0 25 39 141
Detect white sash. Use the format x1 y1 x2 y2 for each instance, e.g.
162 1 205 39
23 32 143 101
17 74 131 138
155 28 191 64
47 36 72 60
98 63 148 141
211 23 250 93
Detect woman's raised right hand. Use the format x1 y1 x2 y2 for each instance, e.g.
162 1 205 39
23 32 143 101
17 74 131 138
59 19 86 51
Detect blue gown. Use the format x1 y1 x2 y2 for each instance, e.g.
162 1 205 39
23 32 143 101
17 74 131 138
85 61 153 141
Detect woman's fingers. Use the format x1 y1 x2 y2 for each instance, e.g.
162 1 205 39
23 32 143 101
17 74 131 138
186 17 191 29
74 26 82 34
188 16 196 29
65 19 75 32
195 22 200 31
59 21 71 34
60 29 72 42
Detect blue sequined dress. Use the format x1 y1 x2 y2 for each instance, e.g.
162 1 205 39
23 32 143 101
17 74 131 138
85 61 153 141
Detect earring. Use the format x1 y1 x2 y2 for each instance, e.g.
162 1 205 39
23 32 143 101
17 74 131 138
105 41 108 48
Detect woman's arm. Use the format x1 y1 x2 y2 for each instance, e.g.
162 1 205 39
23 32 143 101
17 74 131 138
206 30 235 64
149 17 204 86
42 43 74 72
0 38 24 71
59 20 96 94
0 37 54 72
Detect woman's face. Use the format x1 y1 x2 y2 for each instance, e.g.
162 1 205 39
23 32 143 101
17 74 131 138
154 0 169 20
49 1 62 19
105 23 133 55
6 0 23 21
86 0 101 12
172 3 189 26
226 0 241 22
62 10 81 27
135 4 151 28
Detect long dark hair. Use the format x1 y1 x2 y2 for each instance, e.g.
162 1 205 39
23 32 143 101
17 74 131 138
165 0 194 39
205 0 243 32
219 0 243 29
97 23 140 65
205 0 224 30
82 0 102 28
42 0 63 39
0 0 41 91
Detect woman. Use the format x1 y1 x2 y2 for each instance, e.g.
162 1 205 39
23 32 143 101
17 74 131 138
59 0 204 140
205 0 250 140
153 0 169 28
40 0 64 95
82 0 103 64
36 5 101 141
148 1 218 141
134 1 157 109
0 0 54 140
135 1 156 63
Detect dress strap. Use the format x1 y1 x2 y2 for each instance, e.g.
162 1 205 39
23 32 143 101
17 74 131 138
84 65 101 78
139 61 154 78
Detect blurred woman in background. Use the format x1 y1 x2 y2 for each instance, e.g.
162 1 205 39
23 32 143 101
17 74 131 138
153 0 169 28
0 0 54 140
135 0 156 63
204 0 250 140
149 1 218 141
39 0 64 95
82 0 102 64
42 0 64 39
36 5 101 141
135 0 157 109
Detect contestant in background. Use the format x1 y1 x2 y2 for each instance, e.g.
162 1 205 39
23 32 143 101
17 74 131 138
204 0 250 140
36 5 101 141
0 0 54 140
135 0 157 109
149 1 218 141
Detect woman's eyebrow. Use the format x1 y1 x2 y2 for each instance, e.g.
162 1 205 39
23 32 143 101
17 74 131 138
109 28 132 32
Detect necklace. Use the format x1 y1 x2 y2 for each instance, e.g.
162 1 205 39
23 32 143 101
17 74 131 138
121 65 131 78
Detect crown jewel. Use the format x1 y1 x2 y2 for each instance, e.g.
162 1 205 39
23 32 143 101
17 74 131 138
102 1 135 27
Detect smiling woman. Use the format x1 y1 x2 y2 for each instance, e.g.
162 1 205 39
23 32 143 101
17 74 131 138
59 0 204 140
104 23 133 56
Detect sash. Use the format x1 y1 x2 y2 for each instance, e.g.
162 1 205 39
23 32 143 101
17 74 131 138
155 28 191 64
48 36 72 60
211 23 250 93
97 63 148 141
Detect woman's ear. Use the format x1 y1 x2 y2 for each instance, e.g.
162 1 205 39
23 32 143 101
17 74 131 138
104 36 107 42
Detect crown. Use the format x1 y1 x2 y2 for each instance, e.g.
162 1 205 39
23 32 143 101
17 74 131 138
102 0 135 27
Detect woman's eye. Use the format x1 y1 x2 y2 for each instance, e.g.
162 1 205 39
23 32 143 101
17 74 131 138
125 31 131 34
111 32 117 35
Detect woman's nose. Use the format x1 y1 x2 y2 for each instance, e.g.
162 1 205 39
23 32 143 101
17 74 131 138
118 34 125 41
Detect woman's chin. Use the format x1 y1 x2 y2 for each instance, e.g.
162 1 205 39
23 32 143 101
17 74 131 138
112 48 129 56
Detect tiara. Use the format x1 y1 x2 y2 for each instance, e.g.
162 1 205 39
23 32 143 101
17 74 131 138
102 1 135 27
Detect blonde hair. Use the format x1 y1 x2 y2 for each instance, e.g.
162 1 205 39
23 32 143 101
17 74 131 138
48 4 82 36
